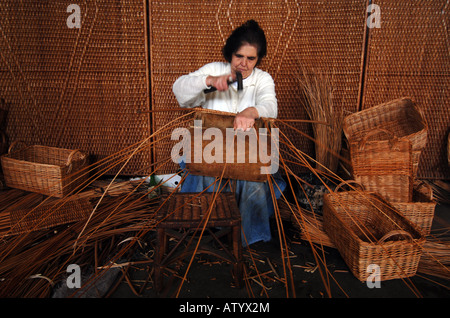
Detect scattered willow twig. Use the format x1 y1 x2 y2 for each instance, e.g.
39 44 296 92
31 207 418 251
0 109 448 299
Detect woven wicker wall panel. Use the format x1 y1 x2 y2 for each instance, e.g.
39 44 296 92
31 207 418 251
0 1 150 176
149 0 368 175
362 1 449 179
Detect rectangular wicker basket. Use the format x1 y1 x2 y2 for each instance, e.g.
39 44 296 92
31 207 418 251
348 128 413 203
343 97 427 178
323 182 425 282
392 182 436 236
185 110 276 182
1 142 88 198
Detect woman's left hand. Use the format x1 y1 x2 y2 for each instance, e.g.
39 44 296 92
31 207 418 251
234 107 259 131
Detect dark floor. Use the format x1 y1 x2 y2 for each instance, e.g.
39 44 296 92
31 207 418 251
105 202 450 300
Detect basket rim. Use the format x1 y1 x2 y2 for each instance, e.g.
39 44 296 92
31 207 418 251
323 190 426 245
342 97 428 140
0 154 68 170
1 144 86 169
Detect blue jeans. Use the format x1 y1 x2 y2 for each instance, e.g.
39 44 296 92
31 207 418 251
178 161 286 246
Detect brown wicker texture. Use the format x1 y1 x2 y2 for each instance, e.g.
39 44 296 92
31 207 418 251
361 1 449 179
392 182 436 236
184 109 275 182
348 128 413 202
9 197 92 235
157 192 241 228
1 142 88 197
448 132 450 166
0 99 9 162
0 1 151 176
0 99 8 130
148 0 368 175
343 97 427 179
323 182 425 282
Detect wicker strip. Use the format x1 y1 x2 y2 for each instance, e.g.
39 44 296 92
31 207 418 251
448 133 450 166
323 182 425 282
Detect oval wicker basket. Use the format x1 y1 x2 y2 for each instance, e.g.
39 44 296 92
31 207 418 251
323 181 425 282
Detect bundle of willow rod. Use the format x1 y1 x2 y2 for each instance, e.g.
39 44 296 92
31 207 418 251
296 67 344 174
277 198 334 248
418 237 450 280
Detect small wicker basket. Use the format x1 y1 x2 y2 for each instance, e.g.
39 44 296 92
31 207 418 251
1 142 88 197
323 181 425 282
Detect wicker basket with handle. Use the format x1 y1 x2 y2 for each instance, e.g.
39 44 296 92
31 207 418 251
323 181 425 282
343 97 427 178
392 181 436 236
348 128 413 203
185 109 276 182
1 141 88 197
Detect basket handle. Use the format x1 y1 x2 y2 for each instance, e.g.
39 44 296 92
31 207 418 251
334 180 365 193
8 140 27 154
66 150 87 173
414 181 433 201
378 230 413 244
358 128 397 151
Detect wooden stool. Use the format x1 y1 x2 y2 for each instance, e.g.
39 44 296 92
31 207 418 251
154 192 243 292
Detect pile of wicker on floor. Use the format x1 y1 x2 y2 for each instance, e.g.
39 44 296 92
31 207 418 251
0 180 159 297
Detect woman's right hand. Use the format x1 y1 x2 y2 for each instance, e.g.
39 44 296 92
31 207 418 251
206 74 235 91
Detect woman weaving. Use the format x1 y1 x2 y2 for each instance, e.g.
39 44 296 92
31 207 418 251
172 20 286 246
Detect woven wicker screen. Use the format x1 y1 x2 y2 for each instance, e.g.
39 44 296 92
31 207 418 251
149 0 368 175
0 1 150 176
361 1 449 179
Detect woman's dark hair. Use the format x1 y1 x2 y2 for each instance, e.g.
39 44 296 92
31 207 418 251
222 20 267 66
